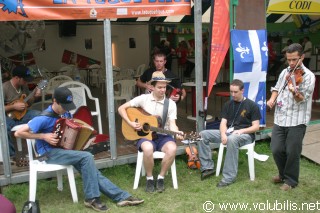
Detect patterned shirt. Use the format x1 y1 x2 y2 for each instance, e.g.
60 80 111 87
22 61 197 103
272 64 315 127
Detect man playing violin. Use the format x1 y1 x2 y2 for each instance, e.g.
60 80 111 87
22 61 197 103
3 65 41 157
267 43 315 191
136 52 186 103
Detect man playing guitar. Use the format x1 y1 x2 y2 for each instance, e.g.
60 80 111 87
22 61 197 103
119 71 184 193
3 65 42 157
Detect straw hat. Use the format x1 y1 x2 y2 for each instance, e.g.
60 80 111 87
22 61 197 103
150 71 171 83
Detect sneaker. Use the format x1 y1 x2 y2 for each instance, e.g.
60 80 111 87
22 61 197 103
117 196 144 207
156 179 165 193
216 181 232 188
201 169 215 181
145 179 155 193
84 197 109 212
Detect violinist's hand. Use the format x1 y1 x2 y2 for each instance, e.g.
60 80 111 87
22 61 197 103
146 84 154 93
170 94 180 102
266 99 275 109
288 84 299 95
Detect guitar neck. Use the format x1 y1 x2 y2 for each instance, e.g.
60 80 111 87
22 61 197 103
149 126 178 137
23 89 36 103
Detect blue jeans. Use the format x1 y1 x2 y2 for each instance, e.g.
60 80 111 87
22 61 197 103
198 129 252 183
45 148 131 201
6 109 40 156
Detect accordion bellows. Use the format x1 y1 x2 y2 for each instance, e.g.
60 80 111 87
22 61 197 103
54 118 95 150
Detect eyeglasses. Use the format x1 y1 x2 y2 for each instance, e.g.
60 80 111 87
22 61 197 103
286 58 300 63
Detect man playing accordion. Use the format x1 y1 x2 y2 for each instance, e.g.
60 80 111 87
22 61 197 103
15 87 144 212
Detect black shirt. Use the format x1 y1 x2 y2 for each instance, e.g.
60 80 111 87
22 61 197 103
139 67 182 89
221 98 261 140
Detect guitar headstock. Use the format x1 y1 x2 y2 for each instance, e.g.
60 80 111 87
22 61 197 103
184 131 202 143
37 79 48 90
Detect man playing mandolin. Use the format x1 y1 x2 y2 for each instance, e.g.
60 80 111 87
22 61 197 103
118 71 184 193
3 65 42 157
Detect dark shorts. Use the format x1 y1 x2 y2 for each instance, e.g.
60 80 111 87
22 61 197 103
136 134 175 152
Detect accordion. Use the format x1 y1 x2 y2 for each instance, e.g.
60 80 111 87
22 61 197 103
53 118 95 150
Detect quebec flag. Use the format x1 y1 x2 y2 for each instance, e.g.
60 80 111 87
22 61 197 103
231 29 268 126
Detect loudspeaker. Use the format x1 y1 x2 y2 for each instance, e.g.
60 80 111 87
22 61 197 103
59 21 77 37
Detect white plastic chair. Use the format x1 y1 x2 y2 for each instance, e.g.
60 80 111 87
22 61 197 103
133 151 178 189
134 64 146 78
115 68 134 81
216 141 255 181
113 79 136 107
59 81 103 134
41 75 73 109
88 64 102 87
59 65 76 78
26 139 78 203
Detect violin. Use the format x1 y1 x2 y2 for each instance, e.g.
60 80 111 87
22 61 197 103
286 63 305 93
186 143 201 169
166 84 182 103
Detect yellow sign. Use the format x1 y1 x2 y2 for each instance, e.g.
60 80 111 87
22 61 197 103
267 0 320 14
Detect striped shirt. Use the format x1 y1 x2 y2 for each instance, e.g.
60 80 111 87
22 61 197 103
272 64 315 127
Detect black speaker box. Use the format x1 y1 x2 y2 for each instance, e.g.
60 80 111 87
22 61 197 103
59 21 77 37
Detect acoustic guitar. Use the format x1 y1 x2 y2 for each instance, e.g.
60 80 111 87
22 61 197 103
7 79 48 120
122 107 199 141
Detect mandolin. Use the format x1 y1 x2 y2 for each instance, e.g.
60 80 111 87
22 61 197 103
7 79 48 120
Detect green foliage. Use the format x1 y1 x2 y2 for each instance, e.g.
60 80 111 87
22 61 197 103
3 141 320 213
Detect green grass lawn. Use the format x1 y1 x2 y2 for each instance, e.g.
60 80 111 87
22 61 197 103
3 141 320 213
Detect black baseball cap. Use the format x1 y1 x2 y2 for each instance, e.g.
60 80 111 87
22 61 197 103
53 87 76 111
12 65 34 82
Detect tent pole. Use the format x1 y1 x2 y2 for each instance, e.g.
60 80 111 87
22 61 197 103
194 0 204 131
229 0 238 82
103 19 117 160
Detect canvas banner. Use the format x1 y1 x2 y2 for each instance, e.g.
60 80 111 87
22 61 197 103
207 0 230 97
267 0 320 15
0 0 191 21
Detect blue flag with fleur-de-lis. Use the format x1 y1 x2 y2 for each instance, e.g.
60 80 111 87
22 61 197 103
231 29 268 126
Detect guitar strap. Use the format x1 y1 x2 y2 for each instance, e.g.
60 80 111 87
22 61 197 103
161 98 169 128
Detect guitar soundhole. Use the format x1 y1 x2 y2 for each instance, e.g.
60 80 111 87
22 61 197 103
142 123 150 132
136 123 150 137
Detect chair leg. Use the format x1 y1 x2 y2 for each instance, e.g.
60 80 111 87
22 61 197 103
215 143 225 176
133 152 143 189
67 167 78 203
247 146 255 181
57 170 63 191
171 159 178 189
29 169 37 202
